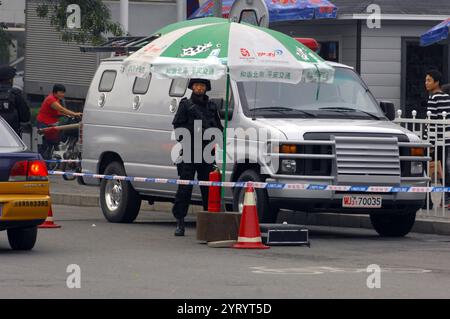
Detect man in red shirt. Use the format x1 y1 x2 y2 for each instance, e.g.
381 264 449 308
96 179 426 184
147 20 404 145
37 84 82 128
37 84 82 159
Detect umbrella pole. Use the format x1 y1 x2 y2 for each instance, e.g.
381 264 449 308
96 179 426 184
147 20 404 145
221 71 230 203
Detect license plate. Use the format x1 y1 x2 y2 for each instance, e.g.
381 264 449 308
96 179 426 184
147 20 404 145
342 195 382 208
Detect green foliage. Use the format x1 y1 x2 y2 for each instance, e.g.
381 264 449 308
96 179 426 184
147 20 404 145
36 0 124 45
0 25 11 63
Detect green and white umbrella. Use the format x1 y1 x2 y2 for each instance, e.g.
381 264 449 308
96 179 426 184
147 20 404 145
122 18 334 199
123 17 334 84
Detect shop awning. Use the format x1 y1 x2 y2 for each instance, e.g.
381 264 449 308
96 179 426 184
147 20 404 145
420 18 450 47
189 0 338 22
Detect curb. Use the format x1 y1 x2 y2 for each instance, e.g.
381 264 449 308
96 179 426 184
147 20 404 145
50 193 99 207
50 192 203 213
50 192 450 236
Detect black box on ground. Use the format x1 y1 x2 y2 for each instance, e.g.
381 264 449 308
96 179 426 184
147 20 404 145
260 223 310 247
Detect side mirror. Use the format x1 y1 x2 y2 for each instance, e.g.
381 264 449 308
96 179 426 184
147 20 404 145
211 98 233 121
380 101 396 121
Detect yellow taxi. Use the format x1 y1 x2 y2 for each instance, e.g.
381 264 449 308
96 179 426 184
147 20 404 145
0 118 51 250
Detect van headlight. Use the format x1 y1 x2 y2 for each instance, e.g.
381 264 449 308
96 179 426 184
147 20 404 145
281 159 297 174
411 162 423 175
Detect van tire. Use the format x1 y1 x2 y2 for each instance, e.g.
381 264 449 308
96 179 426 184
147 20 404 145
100 162 141 223
370 210 417 237
233 169 279 223
7 226 38 251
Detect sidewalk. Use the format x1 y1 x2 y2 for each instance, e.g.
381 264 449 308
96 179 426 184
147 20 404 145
49 176 450 236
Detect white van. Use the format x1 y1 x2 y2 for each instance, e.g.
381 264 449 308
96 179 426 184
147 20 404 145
80 57 430 237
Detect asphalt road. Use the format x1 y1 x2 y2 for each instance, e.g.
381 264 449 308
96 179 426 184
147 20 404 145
0 205 449 299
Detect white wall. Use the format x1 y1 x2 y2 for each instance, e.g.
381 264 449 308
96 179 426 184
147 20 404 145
0 0 26 25
105 0 177 36
360 20 438 109
271 20 358 68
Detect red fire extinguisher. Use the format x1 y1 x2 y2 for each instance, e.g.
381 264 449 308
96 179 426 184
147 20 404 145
208 169 222 213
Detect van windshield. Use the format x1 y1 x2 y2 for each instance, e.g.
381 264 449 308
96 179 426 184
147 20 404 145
238 67 385 120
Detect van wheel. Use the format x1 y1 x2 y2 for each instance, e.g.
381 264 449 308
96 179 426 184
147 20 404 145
100 162 141 223
370 210 417 237
233 169 279 223
7 226 38 251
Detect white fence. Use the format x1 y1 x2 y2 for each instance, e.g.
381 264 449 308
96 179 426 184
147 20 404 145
394 109 450 219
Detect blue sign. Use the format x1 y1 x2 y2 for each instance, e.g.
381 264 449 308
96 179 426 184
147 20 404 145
420 18 450 47
189 0 338 22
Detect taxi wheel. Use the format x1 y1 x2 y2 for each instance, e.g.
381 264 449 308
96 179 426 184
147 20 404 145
370 210 417 237
7 226 38 251
100 161 141 223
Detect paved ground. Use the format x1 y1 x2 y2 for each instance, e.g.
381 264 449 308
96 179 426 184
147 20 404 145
0 205 449 299
48 176 450 236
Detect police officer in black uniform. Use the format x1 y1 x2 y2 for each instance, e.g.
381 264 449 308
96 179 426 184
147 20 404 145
172 78 223 236
0 66 30 136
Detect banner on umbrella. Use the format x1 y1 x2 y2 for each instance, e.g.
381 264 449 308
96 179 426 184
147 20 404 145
230 67 302 83
150 57 227 80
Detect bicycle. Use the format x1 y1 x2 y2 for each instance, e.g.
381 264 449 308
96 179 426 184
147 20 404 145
37 116 81 181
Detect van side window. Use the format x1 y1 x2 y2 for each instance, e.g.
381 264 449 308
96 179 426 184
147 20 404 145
169 78 188 97
133 75 152 95
98 70 117 92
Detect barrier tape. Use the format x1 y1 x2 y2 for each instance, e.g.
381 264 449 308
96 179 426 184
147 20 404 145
48 170 447 193
45 159 81 163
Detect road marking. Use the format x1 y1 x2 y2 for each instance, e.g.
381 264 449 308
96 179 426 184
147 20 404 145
250 266 432 275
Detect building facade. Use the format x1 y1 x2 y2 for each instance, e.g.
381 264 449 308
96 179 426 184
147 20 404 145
21 0 450 114
0 0 26 72
24 0 178 102
271 0 450 115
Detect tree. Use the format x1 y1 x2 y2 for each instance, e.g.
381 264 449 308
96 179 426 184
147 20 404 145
0 1 12 63
36 0 124 45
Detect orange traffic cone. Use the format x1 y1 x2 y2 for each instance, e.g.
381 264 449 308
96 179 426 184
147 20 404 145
39 206 61 229
233 186 269 249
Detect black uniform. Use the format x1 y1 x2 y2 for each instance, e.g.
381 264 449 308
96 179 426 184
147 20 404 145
0 66 30 136
0 84 30 136
172 93 223 219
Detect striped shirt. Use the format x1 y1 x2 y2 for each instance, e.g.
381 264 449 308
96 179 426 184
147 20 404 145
426 91 450 145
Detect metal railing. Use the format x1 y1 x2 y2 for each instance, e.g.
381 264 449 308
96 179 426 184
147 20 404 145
394 109 450 219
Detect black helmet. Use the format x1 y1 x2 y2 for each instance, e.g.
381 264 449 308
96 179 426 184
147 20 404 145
0 65 16 81
188 78 211 92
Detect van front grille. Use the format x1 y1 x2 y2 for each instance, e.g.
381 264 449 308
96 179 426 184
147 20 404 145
334 136 401 185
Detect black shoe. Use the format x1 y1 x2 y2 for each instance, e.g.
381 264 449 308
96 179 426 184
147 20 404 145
174 219 185 236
